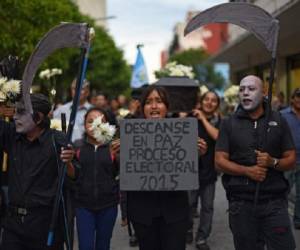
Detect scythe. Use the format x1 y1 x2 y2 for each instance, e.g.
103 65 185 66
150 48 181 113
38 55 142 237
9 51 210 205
184 2 280 205
18 22 93 249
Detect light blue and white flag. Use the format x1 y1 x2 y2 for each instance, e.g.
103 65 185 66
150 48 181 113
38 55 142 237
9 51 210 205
130 46 149 88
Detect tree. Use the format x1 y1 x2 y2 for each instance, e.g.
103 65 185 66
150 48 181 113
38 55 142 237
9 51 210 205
168 48 226 90
0 0 130 100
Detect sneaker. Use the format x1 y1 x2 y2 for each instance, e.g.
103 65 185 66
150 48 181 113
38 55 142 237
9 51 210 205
196 240 210 250
186 230 194 244
129 235 138 247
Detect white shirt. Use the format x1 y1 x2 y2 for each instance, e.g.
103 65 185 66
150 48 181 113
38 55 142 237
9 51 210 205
53 101 93 142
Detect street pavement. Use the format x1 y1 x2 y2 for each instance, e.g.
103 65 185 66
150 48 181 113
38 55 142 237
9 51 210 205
74 178 300 249
110 178 233 250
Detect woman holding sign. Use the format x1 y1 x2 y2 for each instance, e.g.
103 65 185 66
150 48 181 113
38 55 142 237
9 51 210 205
127 85 207 250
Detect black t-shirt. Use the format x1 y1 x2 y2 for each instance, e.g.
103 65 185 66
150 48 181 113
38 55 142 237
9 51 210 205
215 107 295 200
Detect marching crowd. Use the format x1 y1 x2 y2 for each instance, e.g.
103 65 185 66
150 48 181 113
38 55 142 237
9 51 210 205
0 75 299 250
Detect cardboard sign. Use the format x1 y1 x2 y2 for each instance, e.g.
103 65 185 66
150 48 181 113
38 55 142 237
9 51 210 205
120 118 199 191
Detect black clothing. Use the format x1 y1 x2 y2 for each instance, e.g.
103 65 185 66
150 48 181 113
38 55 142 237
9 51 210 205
216 106 295 201
132 217 188 250
0 120 72 249
127 191 189 226
197 115 220 185
74 139 119 211
2 207 64 250
0 122 69 208
228 198 295 250
215 105 296 250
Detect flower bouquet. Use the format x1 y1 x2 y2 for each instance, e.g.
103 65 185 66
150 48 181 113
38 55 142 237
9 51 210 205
155 61 195 79
0 77 21 104
90 116 116 144
224 85 240 108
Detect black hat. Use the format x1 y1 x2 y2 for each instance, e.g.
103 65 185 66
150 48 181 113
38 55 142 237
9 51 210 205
30 93 51 115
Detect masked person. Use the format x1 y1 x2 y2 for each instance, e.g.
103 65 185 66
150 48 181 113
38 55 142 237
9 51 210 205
215 75 296 250
1 93 76 250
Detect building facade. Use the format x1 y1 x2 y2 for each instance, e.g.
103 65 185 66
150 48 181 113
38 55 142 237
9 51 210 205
210 0 300 101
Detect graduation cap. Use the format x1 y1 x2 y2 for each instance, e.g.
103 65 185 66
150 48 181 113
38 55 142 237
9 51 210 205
154 76 198 112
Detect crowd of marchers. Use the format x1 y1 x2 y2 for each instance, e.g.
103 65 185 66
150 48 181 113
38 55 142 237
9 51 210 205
0 76 299 250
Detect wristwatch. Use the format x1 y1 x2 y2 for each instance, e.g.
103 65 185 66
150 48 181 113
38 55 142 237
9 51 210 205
272 158 279 169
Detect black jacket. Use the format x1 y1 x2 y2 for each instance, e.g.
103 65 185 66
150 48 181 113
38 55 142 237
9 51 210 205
216 105 295 201
74 139 119 210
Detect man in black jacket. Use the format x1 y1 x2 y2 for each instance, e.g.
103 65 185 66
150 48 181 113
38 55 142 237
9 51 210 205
215 75 296 250
1 93 76 250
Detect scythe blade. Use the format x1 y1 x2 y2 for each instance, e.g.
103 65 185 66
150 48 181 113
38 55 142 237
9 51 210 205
184 2 279 57
21 23 89 114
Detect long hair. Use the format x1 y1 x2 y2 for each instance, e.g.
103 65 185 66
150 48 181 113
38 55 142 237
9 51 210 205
140 85 169 117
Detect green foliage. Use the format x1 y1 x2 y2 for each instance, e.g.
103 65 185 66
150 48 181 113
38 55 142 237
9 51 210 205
168 48 226 90
168 48 208 66
0 0 130 100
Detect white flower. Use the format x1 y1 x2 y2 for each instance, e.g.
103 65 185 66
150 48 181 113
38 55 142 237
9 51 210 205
0 77 7 87
118 108 130 118
39 68 62 79
0 77 21 103
199 85 209 95
224 85 240 106
0 91 6 102
5 80 21 95
50 68 63 77
156 61 195 79
50 119 63 131
39 69 51 79
90 116 116 144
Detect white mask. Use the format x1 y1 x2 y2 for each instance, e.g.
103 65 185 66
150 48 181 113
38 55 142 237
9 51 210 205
14 103 36 134
239 77 264 112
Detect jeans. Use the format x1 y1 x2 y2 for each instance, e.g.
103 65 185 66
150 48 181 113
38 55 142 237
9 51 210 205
195 182 216 241
76 206 118 250
228 198 295 250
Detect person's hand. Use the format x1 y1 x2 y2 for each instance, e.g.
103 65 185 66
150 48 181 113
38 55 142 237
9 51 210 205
245 165 268 182
121 218 128 227
198 137 207 156
255 150 273 168
0 104 15 118
110 139 120 157
192 109 205 121
60 144 75 163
